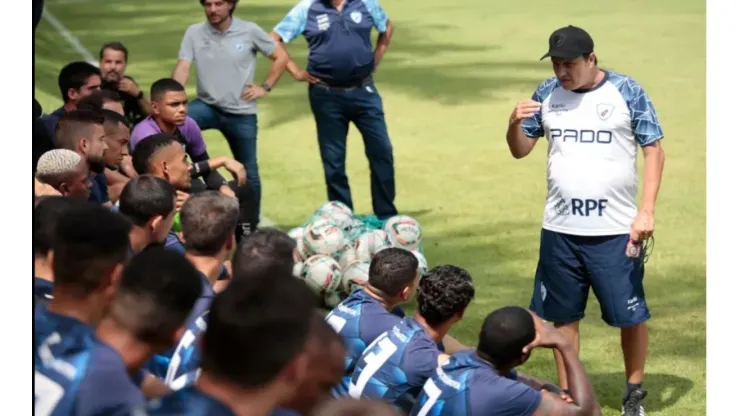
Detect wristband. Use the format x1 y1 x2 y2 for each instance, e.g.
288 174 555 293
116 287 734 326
191 161 211 177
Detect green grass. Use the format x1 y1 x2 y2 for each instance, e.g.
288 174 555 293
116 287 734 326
35 0 706 414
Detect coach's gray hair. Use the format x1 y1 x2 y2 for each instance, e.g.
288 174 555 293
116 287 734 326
180 191 239 256
36 149 82 184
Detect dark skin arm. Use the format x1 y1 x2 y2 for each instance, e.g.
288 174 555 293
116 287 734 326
373 20 393 68
528 314 600 416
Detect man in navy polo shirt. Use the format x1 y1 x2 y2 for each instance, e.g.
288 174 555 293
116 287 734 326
271 0 397 220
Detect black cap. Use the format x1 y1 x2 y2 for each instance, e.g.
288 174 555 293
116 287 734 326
540 25 594 61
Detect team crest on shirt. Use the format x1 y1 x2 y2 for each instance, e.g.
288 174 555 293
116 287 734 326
235 43 244 51
350 11 362 24
596 103 615 120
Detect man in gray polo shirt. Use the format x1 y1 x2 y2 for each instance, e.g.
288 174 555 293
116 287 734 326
173 0 289 222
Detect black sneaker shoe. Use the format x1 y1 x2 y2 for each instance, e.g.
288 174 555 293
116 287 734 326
622 389 647 416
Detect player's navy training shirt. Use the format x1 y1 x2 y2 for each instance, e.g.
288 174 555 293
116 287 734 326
71 337 146 415
325 288 403 397
88 173 110 204
349 317 440 412
34 277 54 304
147 386 236 415
148 272 215 390
34 305 95 415
410 350 541 416
273 0 389 86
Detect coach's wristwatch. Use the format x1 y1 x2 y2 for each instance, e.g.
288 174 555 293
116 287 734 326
261 83 272 92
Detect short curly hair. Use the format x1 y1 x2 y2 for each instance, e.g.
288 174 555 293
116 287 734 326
417 265 475 326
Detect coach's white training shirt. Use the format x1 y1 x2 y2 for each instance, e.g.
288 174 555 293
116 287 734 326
521 71 663 236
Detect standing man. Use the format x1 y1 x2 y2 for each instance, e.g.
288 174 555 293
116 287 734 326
42 62 101 135
270 0 397 221
172 0 290 222
99 41 152 126
506 25 665 416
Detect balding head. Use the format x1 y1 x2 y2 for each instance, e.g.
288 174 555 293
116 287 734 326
282 313 345 414
35 149 91 199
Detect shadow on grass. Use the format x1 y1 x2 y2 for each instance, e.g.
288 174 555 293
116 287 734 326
36 3 550 126
590 372 695 413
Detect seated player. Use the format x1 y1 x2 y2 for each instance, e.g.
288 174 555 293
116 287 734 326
34 202 130 363
52 110 111 206
77 89 126 116
273 314 346 416
35 248 202 415
146 268 317 415
410 306 600 416
130 78 247 197
231 227 297 277
79 91 137 201
313 398 403 416
118 175 177 255
325 247 420 398
131 133 258 243
35 149 92 199
149 191 239 388
33 197 88 304
349 265 476 412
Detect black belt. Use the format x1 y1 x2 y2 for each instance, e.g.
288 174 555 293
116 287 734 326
315 76 373 90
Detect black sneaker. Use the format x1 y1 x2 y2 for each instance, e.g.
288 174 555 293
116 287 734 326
622 389 647 416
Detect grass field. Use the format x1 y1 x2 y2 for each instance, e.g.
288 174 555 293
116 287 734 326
34 0 706 414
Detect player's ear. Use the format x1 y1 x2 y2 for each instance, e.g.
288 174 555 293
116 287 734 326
225 235 235 252
455 308 467 322
588 53 596 68
59 182 70 196
281 351 310 385
150 215 163 233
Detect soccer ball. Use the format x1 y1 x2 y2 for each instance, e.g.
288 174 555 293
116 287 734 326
342 261 371 294
384 215 422 250
354 230 392 263
303 217 347 257
337 246 360 270
288 227 308 262
292 261 303 278
316 201 353 218
301 255 342 296
410 250 428 275
324 290 344 309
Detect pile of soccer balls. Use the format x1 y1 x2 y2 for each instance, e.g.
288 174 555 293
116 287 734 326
288 201 428 309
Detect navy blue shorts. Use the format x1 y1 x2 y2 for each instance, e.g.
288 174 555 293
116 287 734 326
529 229 650 328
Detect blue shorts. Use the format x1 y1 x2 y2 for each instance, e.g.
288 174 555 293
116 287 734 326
529 229 650 328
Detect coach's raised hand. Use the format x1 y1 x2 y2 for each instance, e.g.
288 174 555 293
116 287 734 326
510 100 542 125
505 100 541 159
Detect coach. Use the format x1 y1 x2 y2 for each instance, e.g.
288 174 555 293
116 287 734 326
270 0 398 220
507 26 665 416
172 0 289 222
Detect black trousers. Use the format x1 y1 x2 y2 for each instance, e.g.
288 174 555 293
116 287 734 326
190 178 259 242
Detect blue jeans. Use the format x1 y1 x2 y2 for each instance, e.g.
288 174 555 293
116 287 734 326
308 82 397 219
188 99 261 221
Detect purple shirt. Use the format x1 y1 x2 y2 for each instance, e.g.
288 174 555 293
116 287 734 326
130 116 207 158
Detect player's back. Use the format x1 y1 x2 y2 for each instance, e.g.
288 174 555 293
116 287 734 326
325 289 403 397
149 272 215 389
34 304 94 363
349 316 439 412
410 350 541 416
147 386 236 415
